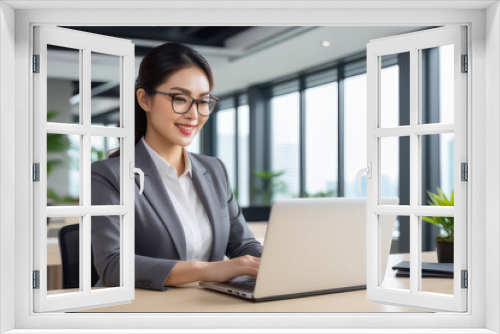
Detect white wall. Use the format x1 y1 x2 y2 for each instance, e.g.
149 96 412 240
0 2 16 333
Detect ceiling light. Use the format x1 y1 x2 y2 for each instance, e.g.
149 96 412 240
322 40 330 47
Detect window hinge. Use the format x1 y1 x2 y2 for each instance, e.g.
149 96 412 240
461 54 468 73
33 270 40 289
461 162 468 181
33 163 40 182
33 54 40 73
461 270 468 289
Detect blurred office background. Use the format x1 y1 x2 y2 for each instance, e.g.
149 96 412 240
45 27 455 289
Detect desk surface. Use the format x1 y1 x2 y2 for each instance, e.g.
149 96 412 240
76 252 452 313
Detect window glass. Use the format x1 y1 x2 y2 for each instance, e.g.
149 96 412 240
47 216 81 294
344 73 367 197
421 45 454 124
47 45 80 125
237 105 250 207
91 52 121 127
47 133 81 206
304 82 338 197
380 63 403 127
216 108 236 187
270 92 300 201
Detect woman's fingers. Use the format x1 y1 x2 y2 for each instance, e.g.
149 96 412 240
204 255 262 282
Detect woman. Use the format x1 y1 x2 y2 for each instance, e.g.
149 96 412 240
91 42 262 291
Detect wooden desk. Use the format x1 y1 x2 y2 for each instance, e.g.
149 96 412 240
75 252 451 313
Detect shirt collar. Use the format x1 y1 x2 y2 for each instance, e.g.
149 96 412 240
141 137 192 178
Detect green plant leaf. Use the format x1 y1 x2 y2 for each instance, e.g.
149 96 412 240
423 187 454 239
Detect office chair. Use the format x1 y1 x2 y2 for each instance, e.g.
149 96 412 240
58 224 100 289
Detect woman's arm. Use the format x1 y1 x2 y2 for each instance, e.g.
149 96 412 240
164 255 261 286
216 158 263 258
92 160 177 290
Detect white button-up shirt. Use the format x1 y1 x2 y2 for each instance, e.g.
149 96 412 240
142 137 213 262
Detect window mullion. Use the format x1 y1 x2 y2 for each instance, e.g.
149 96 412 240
234 94 239 194
299 77 306 198
338 65 345 197
409 47 420 294
81 47 92 294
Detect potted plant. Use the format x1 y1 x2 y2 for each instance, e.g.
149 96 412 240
251 170 288 206
422 187 454 263
243 170 288 222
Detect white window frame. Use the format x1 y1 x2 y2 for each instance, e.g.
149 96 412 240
33 25 136 312
366 26 468 312
1 1 498 333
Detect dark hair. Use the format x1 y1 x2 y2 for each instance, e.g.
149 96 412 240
108 42 214 158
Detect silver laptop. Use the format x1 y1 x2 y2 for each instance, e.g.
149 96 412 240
199 197 398 302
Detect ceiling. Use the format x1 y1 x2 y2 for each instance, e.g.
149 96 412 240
48 26 427 124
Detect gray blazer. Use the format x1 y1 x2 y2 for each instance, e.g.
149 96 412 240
91 138 262 291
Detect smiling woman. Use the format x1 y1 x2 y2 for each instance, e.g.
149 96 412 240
91 42 263 291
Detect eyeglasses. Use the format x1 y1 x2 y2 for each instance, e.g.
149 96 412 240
146 89 219 116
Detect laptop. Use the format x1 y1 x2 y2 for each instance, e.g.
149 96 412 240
199 197 398 302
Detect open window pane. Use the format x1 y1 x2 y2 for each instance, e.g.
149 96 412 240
34 25 135 313
47 216 81 294
380 53 409 128
380 136 409 205
47 133 81 206
380 52 410 128
380 215 410 291
421 45 454 125
91 52 121 127
421 133 454 206
91 136 121 205
91 215 122 290
367 26 466 312
420 217 454 295
47 45 80 125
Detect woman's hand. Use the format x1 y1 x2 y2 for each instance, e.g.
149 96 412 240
202 255 261 282
163 255 261 287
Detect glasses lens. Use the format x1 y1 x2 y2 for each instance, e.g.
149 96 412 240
172 94 192 114
197 98 217 115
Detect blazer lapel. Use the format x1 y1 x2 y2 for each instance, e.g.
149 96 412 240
133 139 187 260
190 154 228 262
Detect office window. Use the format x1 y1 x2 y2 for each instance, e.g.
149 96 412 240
33 26 136 312
270 91 300 200
366 25 467 312
237 104 250 207
344 73 367 197
216 107 236 187
304 82 338 197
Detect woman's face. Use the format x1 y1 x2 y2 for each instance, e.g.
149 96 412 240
139 66 211 149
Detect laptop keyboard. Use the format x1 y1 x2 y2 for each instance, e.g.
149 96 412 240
227 277 256 291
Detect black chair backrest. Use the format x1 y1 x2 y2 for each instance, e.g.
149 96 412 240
58 224 99 289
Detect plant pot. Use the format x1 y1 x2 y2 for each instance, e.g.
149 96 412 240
436 240 454 263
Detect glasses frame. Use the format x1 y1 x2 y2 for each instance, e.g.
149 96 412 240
146 89 219 116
